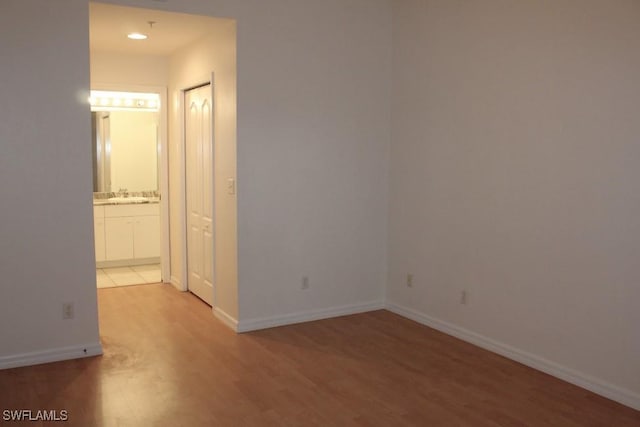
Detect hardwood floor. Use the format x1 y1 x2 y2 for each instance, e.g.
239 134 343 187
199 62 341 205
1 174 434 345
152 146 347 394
0 284 638 426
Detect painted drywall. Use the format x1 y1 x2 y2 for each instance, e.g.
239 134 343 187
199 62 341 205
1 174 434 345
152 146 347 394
168 19 239 320
389 0 640 403
232 0 392 322
0 0 101 364
90 51 169 87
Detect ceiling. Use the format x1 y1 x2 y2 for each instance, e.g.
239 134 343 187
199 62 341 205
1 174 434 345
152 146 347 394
89 2 229 56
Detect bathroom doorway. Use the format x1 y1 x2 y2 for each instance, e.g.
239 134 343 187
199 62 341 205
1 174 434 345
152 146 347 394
90 88 168 289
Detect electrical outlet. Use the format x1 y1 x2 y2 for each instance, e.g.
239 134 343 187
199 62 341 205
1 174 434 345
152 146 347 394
62 302 74 320
407 274 413 288
460 290 468 305
301 276 309 290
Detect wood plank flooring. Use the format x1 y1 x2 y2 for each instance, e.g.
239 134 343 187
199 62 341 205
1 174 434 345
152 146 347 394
0 284 638 426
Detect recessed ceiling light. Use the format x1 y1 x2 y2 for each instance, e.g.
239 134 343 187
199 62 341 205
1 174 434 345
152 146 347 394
127 33 148 40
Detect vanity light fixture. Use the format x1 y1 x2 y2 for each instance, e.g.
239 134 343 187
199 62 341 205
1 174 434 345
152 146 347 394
89 91 160 112
127 32 148 40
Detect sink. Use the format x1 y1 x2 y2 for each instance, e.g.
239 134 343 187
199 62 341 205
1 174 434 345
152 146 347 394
107 196 149 204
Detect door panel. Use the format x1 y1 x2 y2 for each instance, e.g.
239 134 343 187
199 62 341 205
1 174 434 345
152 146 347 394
105 217 133 261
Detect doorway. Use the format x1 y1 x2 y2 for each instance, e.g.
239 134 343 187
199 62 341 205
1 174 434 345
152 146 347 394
90 88 168 289
89 1 238 325
184 84 215 305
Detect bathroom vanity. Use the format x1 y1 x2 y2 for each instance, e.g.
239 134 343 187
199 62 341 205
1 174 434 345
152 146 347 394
94 200 160 267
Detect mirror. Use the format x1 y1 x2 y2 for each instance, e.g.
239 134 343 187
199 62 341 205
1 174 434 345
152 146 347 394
90 91 160 193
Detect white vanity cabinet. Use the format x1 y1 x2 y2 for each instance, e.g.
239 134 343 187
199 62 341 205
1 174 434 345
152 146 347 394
100 203 160 265
133 214 161 259
105 216 134 260
94 206 106 262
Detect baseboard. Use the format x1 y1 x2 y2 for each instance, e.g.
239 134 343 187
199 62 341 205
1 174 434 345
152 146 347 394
386 302 640 411
213 307 239 332
237 300 385 333
0 342 103 370
96 257 160 269
170 276 185 292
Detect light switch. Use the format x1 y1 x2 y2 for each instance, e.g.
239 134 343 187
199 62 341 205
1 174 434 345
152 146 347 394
227 178 236 195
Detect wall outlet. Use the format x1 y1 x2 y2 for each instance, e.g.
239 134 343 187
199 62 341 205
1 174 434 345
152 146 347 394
62 302 74 320
301 276 309 290
460 290 468 305
406 274 413 288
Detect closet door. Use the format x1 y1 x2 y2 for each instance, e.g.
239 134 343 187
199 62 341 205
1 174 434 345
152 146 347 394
185 84 214 306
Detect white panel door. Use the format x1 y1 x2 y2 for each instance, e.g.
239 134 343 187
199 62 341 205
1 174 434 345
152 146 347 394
185 84 214 306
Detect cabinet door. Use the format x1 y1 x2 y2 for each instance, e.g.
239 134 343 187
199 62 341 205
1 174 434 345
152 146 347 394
94 218 106 262
105 217 134 261
134 215 160 259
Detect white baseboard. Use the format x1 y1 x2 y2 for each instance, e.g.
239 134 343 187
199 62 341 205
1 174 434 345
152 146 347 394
386 302 640 411
96 257 160 269
0 342 103 370
237 300 385 333
170 275 185 292
213 307 239 332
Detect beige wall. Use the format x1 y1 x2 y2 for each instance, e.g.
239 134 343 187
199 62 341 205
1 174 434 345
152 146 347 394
168 20 238 320
233 0 391 324
0 0 101 363
389 0 640 406
91 51 168 87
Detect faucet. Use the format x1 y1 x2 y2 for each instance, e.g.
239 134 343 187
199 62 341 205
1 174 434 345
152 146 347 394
118 188 128 197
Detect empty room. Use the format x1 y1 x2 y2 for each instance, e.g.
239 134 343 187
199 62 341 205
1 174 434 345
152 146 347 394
0 0 638 425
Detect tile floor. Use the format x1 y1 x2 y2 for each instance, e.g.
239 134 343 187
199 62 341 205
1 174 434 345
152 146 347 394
97 264 162 288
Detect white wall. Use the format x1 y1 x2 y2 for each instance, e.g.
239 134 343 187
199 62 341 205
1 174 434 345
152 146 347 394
0 0 101 366
91 51 168 87
389 0 640 407
168 19 239 320
233 0 392 325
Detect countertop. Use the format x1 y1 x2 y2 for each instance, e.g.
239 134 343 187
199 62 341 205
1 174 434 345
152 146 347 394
93 198 160 206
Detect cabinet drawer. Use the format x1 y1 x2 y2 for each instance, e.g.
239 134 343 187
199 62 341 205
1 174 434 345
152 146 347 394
105 203 159 218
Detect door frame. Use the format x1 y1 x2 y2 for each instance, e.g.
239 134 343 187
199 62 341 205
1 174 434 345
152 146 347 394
91 83 170 282
176 74 217 307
